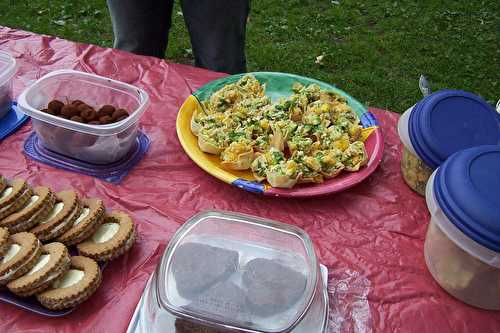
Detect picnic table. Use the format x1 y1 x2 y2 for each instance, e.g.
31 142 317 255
0 26 498 333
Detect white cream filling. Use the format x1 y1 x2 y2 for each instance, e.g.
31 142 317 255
27 254 50 275
38 256 71 285
49 205 80 236
74 208 90 226
2 244 20 263
52 269 84 289
0 241 40 280
24 195 40 209
92 223 120 244
40 202 65 224
0 188 30 214
0 187 13 200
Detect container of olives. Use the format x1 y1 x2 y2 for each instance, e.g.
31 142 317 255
17 70 149 164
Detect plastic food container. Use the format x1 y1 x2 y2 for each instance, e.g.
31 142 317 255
0 51 17 120
424 145 500 310
17 70 149 164
134 211 329 333
397 90 500 195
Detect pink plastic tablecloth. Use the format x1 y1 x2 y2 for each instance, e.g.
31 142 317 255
0 27 498 333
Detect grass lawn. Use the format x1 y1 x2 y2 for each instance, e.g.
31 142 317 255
0 0 498 113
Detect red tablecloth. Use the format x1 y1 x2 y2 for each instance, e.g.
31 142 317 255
0 27 498 333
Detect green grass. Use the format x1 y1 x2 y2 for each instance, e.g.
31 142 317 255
0 0 498 112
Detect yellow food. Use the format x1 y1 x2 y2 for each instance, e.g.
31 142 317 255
192 74 368 188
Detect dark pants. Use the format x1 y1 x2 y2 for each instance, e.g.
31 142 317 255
106 0 249 74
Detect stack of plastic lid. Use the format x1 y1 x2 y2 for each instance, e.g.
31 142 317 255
397 89 500 195
424 145 500 309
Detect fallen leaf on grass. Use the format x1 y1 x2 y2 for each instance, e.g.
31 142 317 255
315 54 326 65
52 20 66 26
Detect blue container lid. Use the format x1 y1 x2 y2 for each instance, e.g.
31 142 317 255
409 90 500 169
434 145 500 252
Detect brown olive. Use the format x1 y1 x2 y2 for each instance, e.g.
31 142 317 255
47 100 64 113
97 105 115 117
99 115 113 124
111 108 129 121
81 108 97 121
88 120 101 125
116 115 128 122
71 100 85 107
60 105 80 117
70 116 84 123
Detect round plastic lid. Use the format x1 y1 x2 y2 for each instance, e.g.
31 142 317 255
434 145 500 252
409 90 500 169
157 211 318 333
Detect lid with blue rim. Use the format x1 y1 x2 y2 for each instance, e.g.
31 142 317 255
434 145 500 252
409 90 500 169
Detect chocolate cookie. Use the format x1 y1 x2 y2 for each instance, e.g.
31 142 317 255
7 242 71 297
242 258 307 316
172 243 239 299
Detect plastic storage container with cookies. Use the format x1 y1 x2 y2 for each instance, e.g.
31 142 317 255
0 51 16 120
128 211 329 333
397 90 500 195
17 70 149 164
424 145 500 310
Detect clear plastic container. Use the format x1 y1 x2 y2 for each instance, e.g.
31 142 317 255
141 211 329 333
0 52 17 120
425 171 500 310
17 70 149 164
398 106 434 195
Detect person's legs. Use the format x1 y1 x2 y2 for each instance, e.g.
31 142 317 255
181 0 250 74
107 0 174 58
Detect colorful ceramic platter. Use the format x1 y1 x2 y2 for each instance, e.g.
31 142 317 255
176 72 384 197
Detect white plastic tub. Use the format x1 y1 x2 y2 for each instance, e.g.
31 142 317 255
424 170 500 310
18 70 149 164
0 52 17 120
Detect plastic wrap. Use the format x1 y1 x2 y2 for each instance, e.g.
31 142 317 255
0 26 499 333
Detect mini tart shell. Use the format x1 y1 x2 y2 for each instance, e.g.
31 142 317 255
1 187 55 233
0 232 42 285
57 198 105 246
0 179 29 209
0 227 10 257
30 191 80 241
7 242 71 297
0 186 34 221
37 256 102 310
77 211 136 262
